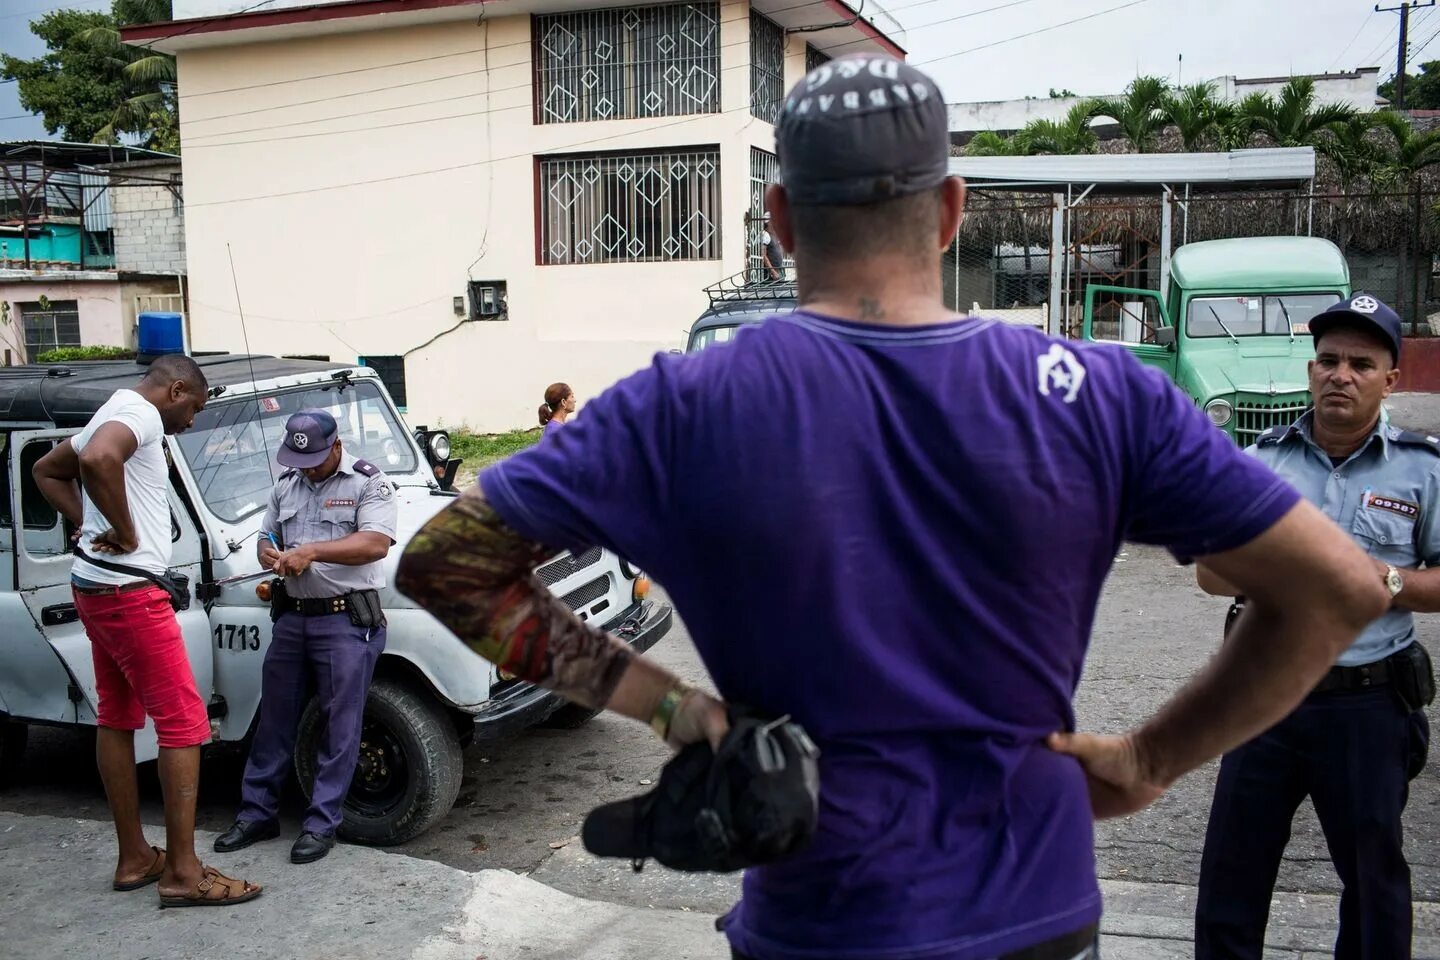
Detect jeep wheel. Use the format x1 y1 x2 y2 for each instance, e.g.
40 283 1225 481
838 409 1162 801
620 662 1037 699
294 678 462 846
0 720 26 784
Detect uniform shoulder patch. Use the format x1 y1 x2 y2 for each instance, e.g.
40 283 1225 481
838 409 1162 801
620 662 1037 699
352 459 381 477
1256 425 1289 446
1392 429 1440 453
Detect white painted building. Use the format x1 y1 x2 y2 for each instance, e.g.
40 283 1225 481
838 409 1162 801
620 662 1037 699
124 0 904 431
948 67 1385 138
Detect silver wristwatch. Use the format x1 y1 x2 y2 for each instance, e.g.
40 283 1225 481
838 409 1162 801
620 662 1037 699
1384 564 1405 599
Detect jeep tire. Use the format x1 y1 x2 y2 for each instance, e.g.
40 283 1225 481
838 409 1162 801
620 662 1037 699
294 678 462 846
0 720 26 784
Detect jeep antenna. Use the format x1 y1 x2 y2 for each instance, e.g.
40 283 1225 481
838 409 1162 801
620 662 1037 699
227 242 277 489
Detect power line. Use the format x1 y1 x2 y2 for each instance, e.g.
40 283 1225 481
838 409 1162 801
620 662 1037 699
174 0 975 108
1331 10 1378 70
185 0 1160 208
1361 19 1402 67
184 0 1080 147
913 0 1155 65
1408 17 1440 62
0 0 108 21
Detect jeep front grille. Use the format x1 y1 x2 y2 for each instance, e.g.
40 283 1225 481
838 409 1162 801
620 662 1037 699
1234 400 1309 446
536 547 603 587
561 575 611 612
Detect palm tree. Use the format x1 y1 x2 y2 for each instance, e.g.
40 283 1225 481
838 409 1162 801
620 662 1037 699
1089 76 1169 153
79 0 177 148
1162 82 1231 152
1368 111 1440 329
1317 114 1383 189
965 131 1029 157
1231 77 1356 148
1020 102 1100 155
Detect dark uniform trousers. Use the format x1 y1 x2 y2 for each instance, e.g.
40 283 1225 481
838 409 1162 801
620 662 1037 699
237 611 386 836
1195 685 1422 960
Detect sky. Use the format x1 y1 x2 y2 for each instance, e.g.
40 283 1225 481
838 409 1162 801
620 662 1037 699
0 0 1427 143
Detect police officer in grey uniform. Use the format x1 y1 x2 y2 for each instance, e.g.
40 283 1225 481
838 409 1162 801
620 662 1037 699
214 409 398 864
1195 293 1436 959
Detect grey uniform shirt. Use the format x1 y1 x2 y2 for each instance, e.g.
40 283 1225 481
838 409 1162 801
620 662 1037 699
261 452 398 599
1250 411 1440 666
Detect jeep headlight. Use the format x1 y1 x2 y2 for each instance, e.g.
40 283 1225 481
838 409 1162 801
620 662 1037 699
1205 398 1234 427
428 431 451 462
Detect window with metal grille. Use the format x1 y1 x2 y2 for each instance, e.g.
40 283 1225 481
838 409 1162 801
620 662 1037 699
359 355 407 410
750 10 785 124
748 147 791 282
806 43 831 73
20 300 80 357
539 147 722 265
533 2 720 124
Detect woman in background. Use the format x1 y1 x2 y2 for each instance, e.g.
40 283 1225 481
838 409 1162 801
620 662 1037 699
538 383 575 437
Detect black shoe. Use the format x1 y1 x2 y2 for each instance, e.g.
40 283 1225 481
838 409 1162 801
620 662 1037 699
213 819 280 853
290 831 336 864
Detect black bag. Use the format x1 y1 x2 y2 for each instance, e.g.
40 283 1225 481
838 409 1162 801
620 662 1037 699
267 577 289 623
72 546 190 612
1392 641 1436 714
582 706 820 873
346 588 385 629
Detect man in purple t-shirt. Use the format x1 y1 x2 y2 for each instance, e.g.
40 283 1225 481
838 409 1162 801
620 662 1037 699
397 57 1388 960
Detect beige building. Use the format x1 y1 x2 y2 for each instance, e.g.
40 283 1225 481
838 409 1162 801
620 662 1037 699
125 0 905 430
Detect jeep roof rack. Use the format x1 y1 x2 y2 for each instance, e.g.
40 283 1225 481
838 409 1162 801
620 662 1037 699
704 271 798 306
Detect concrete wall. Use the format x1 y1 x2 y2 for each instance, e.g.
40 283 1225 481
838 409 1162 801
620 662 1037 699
948 69 1384 135
111 163 186 276
175 1 815 431
0 277 125 362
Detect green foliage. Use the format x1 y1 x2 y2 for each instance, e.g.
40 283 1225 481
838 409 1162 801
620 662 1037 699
1231 77 1356 148
1378 61 1440 110
1088 75 1170 153
1049 88 1077 98
1161 82 1233 152
449 429 542 469
36 345 135 362
2 0 178 150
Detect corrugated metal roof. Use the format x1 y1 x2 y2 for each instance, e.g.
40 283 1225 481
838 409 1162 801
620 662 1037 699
948 148 1316 193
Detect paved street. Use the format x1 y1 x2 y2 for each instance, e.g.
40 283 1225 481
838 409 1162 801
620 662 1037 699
2 396 1440 956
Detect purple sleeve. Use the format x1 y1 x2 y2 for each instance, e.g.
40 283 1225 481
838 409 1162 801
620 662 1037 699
479 356 682 572
1120 359 1301 562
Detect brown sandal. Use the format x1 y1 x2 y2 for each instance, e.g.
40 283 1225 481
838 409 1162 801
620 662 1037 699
113 846 166 891
158 866 263 908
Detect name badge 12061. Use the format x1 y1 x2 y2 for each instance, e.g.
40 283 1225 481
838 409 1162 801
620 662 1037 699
215 624 260 651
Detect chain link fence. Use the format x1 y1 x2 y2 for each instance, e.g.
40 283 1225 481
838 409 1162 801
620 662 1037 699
940 186 1440 337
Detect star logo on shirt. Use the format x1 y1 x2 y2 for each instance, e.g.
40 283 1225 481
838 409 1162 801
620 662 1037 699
1037 344 1086 404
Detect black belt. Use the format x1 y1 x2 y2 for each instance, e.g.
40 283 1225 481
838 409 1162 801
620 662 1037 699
1314 656 1393 694
286 595 353 617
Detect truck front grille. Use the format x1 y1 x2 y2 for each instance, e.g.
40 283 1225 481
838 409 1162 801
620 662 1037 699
1234 399 1309 446
561 575 611 612
536 547 603 587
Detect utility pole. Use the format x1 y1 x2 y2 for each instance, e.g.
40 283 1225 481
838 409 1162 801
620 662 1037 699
1377 0 1436 109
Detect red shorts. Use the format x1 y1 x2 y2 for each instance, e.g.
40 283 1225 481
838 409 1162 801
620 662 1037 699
73 585 210 749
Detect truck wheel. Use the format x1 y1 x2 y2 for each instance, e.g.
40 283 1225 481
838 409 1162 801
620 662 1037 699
294 678 462 846
0 720 26 784
542 702 602 729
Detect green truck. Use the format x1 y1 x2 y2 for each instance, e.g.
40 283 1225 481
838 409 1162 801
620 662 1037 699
1081 236 1351 444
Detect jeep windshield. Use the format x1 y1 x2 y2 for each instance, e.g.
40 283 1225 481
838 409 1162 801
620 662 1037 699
688 323 742 353
1186 293 1341 339
174 379 418 522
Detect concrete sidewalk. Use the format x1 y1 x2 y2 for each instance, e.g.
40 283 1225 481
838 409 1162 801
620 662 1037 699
1 812 1436 960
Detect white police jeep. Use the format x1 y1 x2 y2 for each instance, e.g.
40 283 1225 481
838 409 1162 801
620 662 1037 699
0 355 671 844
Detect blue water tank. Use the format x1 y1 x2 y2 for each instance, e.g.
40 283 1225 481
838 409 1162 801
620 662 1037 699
137 312 185 360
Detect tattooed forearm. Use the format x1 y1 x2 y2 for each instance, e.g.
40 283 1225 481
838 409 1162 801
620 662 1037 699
395 490 633 709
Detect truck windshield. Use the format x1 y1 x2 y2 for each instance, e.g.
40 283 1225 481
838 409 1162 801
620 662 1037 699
174 379 418 522
1186 294 1341 339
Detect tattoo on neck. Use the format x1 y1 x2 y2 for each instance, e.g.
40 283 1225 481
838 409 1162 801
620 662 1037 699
395 492 632 709
858 298 886 321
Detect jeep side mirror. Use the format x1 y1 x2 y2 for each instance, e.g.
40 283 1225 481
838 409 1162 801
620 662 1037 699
1154 327 1176 349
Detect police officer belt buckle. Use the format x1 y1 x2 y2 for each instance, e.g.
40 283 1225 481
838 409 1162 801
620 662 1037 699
291 595 351 617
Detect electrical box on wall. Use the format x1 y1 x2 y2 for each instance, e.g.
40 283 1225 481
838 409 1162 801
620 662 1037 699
468 281 508 321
